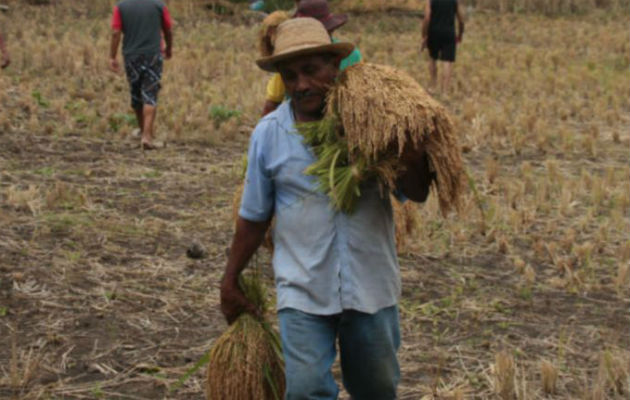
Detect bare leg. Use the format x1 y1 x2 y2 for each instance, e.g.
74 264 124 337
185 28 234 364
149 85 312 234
141 104 157 148
442 62 454 94
133 107 144 136
428 58 438 90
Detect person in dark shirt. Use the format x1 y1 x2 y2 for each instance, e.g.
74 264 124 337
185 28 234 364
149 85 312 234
109 0 173 150
421 0 465 93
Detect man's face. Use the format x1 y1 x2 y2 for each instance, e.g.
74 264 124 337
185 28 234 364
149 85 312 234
277 54 339 119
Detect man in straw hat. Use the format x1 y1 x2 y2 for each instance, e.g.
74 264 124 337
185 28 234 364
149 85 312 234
261 0 362 116
221 18 433 399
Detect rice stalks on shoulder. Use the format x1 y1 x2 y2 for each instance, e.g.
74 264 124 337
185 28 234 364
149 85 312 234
298 63 465 216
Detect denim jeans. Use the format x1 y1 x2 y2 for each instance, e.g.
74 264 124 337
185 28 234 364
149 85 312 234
278 306 400 400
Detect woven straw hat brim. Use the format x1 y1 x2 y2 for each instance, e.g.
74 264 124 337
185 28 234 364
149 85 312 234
256 42 354 72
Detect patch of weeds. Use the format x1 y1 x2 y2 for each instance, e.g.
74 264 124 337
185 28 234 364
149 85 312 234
142 170 162 179
43 213 91 235
64 250 81 263
492 300 513 315
74 114 91 127
31 90 50 108
209 105 241 128
34 166 55 176
91 383 104 398
420 302 441 317
108 112 136 132
518 286 533 300
497 321 511 330
0 306 7 317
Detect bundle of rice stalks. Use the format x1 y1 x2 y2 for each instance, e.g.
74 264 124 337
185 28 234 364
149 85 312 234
206 273 285 400
298 63 465 215
258 11 290 57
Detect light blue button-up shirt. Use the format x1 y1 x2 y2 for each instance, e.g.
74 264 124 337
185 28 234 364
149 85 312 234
239 101 401 315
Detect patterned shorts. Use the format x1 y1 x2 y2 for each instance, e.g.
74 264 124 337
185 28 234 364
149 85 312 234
124 54 163 110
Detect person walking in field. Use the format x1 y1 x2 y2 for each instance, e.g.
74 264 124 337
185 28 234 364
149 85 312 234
261 0 362 116
0 31 9 69
0 6 9 69
109 0 173 150
221 18 434 399
422 0 465 93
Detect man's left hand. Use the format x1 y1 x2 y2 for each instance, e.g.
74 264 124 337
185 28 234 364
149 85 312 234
109 58 120 73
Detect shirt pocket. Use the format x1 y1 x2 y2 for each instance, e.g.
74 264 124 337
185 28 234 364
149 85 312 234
273 145 322 211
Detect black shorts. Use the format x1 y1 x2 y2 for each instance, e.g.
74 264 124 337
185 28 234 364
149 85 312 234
427 33 456 62
124 54 163 110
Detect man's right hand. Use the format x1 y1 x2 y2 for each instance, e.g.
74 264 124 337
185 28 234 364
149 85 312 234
220 277 260 325
109 58 120 73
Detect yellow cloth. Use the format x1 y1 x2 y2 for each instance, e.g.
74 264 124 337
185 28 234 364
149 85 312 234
265 73 286 103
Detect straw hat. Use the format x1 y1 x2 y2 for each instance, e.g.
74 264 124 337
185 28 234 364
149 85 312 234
256 18 354 72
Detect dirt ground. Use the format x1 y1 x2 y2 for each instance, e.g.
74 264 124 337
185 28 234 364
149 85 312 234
0 2 629 399
1 133 628 399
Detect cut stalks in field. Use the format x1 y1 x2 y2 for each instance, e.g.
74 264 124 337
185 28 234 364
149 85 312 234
206 273 285 400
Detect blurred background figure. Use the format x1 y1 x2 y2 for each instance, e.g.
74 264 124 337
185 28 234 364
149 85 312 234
0 31 9 69
421 0 465 93
0 6 9 69
261 0 362 116
109 0 173 150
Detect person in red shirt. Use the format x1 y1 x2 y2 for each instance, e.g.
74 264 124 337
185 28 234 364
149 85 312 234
109 0 173 150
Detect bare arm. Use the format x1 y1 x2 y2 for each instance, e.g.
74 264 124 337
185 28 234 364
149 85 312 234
396 145 435 203
109 30 122 72
456 2 465 41
163 28 173 59
220 217 271 324
422 0 431 42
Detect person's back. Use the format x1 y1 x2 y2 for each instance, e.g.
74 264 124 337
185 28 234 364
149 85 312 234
428 0 457 39
117 0 166 56
110 0 173 149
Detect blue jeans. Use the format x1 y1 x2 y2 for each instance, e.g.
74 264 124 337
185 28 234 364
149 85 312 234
278 306 400 400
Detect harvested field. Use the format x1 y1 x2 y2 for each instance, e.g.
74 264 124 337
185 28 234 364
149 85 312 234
0 1 628 399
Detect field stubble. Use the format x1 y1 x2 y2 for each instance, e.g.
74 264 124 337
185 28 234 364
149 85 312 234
0 2 628 399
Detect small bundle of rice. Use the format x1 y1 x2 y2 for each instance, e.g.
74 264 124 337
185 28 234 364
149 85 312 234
206 274 285 400
298 63 465 215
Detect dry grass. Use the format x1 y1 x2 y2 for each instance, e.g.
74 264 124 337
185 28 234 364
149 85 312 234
0 1 628 399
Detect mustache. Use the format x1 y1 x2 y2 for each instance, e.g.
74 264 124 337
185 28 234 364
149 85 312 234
293 90 320 101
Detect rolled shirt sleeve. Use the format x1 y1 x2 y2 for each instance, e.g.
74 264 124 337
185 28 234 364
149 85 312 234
239 125 275 222
162 5 173 30
111 6 122 31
